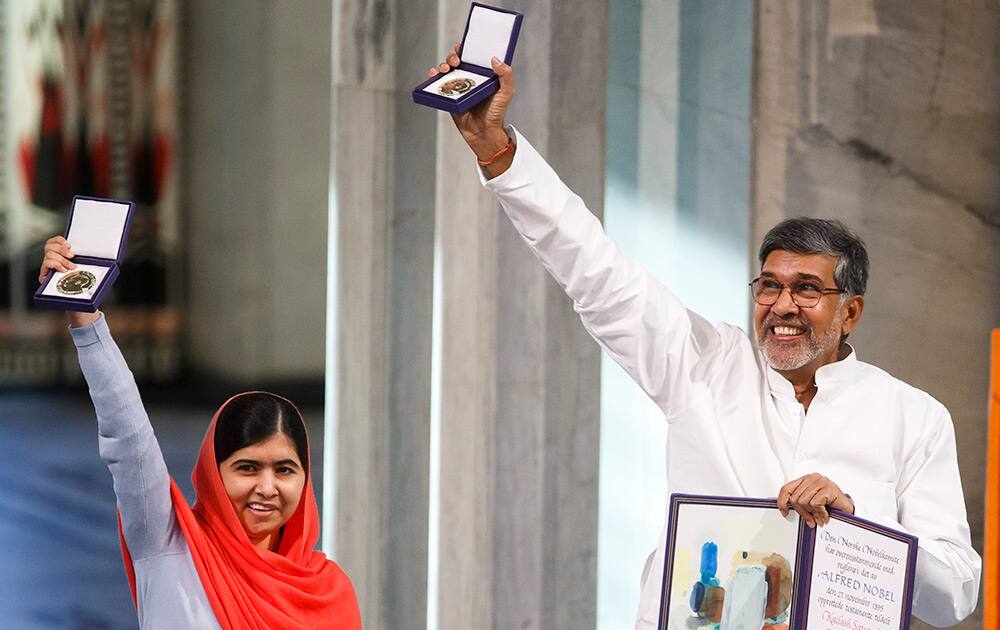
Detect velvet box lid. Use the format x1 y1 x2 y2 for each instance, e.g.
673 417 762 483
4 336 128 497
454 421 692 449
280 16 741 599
33 195 136 313
412 3 523 114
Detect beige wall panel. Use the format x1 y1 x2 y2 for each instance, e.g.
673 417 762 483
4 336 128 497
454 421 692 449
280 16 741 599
754 3 1000 627
185 1 331 381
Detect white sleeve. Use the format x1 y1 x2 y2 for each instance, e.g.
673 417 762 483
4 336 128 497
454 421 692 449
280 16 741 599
855 399 981 626
482 127 728 418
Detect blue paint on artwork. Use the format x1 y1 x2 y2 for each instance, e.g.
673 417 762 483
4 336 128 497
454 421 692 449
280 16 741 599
691 541 724 616
700 541 721 586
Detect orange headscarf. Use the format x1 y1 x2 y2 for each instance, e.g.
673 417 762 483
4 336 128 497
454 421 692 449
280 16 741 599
118 392 362 630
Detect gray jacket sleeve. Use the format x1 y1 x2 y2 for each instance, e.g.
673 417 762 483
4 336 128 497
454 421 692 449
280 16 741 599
70 313 182 560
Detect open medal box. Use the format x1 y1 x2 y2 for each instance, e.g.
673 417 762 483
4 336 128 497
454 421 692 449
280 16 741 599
412 3 523 114
34 195 135 313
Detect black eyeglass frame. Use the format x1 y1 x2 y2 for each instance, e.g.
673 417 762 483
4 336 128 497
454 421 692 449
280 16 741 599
748 276 846 308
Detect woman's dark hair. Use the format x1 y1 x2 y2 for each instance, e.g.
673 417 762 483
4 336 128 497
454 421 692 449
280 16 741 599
214 392 309 473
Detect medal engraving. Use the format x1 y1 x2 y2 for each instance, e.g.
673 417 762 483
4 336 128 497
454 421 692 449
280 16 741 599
438 77 476 96
56 270 97 296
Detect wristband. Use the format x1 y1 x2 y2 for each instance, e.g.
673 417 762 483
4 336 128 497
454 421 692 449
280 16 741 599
477 136 514 166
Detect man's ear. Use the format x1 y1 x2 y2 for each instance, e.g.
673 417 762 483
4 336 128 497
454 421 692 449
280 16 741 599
840 295 864 335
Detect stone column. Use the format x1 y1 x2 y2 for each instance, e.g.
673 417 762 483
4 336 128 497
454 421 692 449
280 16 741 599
332 1 607 627
754 3 1000 627
434 2 607 629
331 1 437 629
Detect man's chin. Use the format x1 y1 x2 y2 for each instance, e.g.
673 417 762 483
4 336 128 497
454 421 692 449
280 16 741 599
760 345 812 371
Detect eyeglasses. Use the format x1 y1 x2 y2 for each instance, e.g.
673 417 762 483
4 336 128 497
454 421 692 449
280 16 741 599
749 277 845 308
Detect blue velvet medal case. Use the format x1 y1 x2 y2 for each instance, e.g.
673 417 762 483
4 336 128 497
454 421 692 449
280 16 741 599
33 195 135 313
412 3 523 114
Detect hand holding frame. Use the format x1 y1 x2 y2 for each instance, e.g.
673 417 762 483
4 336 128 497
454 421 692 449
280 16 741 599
777 473 855 528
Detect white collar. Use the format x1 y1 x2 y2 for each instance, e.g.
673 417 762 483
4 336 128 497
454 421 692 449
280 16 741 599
763 343 858 399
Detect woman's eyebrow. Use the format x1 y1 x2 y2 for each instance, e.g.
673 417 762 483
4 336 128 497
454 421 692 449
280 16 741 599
232 458 301 468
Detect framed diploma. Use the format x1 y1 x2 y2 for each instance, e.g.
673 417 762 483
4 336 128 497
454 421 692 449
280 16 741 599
412 3 523 114
33 195 136 313
658 494 917 630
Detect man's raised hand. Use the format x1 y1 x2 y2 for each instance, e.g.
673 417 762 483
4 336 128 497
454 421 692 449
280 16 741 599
429 42 516 174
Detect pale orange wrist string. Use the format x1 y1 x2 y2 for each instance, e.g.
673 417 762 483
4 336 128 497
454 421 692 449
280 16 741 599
477 136 514 166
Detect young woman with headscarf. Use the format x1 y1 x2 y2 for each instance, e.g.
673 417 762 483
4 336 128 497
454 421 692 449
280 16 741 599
39 235 362 629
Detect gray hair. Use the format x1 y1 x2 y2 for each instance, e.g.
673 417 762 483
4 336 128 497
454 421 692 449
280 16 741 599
758 218 869 297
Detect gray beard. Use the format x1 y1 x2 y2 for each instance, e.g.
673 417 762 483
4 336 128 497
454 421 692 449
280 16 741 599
758 313 844 371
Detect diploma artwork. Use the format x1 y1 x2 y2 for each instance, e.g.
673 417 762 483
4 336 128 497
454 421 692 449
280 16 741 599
658 495 917 630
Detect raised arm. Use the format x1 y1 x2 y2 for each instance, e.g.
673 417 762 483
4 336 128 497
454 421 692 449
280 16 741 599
432 49 732 416
40 237 177 560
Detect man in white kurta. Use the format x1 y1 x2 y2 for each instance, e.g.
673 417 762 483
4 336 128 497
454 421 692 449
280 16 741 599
429 54 980 627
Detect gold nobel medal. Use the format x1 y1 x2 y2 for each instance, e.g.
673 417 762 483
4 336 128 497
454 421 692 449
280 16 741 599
439 77 476 96
57 270 97 296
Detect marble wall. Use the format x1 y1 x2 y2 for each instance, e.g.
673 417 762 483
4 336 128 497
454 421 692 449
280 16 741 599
755 3 1000 627
331 1 607 629
433 0 609 623
330 0 435 628
600 1 753 627
184 1 332 382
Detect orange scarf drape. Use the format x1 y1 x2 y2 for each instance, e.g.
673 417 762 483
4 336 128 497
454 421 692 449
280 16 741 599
119 392 361 630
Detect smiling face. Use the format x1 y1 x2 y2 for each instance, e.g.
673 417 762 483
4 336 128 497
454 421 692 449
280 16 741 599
754 250 863 376
218 432 306 550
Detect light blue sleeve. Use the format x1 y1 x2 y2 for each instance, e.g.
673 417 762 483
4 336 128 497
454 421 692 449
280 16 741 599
70 313 184 560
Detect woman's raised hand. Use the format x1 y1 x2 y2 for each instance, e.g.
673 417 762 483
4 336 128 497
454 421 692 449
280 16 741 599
39 235 100 327
39 236 76 283
429 42 516 175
